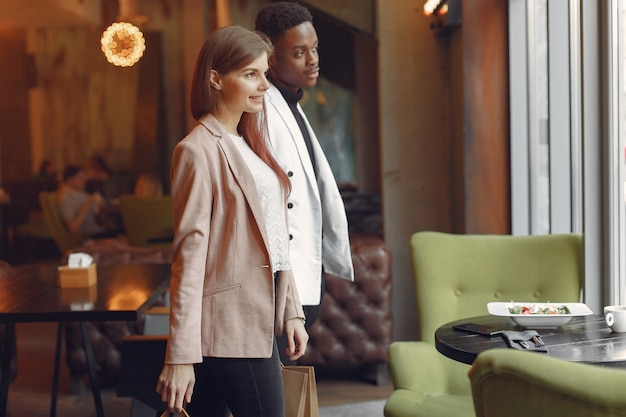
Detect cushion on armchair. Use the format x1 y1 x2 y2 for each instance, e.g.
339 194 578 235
469 348 626 417
118 194 173 248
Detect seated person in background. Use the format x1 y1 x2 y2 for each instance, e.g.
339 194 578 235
57 165 120 238
85 155 116 197
34 159 57 182
85 155 113 181
134 173 163 198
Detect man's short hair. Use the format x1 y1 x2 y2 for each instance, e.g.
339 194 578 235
63 165 83 182
254 1 313 42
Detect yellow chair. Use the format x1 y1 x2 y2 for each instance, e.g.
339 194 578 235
38 191 83 254
118 195 173 248
384 232 583 417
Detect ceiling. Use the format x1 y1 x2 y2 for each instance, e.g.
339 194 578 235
303 0 375 35
0 0 375 35
0 0 102 29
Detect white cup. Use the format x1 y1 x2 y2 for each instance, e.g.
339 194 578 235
604 306 626 333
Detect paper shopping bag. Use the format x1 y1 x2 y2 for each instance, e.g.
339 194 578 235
281 364 320 417
282 364 308 417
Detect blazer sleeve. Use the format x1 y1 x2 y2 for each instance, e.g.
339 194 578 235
165 140 212 364
274 269 305 336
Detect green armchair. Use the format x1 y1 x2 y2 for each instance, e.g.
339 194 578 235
469 348 626 417
384 232 583 417
39 191 83 254
118 194 173 247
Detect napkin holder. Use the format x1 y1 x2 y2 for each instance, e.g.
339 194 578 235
57 263 97 288
60 284 98 304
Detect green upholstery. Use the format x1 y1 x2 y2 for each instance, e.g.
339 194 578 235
469 348 626 417
118 194 173 248
38 191 83 254
384 232 583 417
14 210 52 240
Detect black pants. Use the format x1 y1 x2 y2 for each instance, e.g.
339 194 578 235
276 271 325 365
186 341 284 417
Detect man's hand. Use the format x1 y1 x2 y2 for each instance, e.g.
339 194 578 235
89 192 105 213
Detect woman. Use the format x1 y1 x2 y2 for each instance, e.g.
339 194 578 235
133 173 163 198
155 26 308 417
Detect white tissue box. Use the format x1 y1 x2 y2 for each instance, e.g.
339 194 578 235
57 263 97 288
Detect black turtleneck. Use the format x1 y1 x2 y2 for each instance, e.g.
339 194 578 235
275 84 317 177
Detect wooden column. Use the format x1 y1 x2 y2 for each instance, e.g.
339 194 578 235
461 0 510 234
0 29 32 186
132 32 164 182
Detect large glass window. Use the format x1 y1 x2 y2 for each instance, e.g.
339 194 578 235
530 0 550 235
608 0 626 304
509 0 606 311
510 0 576 236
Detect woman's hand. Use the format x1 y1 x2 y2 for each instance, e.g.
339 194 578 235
156 363 195 413
284 318 309 361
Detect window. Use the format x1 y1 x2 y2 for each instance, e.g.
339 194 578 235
608 0 626 304
509 0 607 311
509 0 577 236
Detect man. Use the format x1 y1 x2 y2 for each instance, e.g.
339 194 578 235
57 165 115 238
255 1 354 361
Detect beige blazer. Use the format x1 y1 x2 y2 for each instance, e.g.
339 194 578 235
165 114 304 365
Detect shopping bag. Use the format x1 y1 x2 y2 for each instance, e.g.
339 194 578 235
281 364 320 417
282 364 307 417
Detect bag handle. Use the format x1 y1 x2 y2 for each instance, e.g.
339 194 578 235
159 409 190 417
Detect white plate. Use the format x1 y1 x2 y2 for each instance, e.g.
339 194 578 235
487 302 594 328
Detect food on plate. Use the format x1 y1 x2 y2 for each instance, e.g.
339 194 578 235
507 303 572 315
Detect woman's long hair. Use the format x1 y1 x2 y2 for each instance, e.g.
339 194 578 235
190 26 290 194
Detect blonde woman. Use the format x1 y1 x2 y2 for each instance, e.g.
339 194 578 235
134 173 163 198
156 26 308 417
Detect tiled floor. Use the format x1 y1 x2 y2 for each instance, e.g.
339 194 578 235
6 320 393 416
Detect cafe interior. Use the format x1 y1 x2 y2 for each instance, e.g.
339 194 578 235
1 0 626 416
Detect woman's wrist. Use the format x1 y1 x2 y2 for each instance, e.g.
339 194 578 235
287 317 306 326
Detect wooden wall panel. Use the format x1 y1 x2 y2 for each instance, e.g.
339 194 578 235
0 29 33 186
132 32 166 187
462 0 510 233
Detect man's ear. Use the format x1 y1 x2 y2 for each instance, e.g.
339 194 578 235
268 53 276 69
210 69 221 90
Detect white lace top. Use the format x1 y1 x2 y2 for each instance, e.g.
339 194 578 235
229 134 290 273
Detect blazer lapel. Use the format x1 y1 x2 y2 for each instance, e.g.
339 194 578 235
266 84 318 184
198 115 271 250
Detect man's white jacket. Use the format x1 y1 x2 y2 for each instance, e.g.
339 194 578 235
264 83 354 305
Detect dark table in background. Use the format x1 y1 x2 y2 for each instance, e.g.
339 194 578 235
0 179 58 261
435 315 626 367
0 263 171 417
0 198 19 260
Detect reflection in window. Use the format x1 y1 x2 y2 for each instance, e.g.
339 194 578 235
300 77 356 183
613 0 626 303
531 0 550 234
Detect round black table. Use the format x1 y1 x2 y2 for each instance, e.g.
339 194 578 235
435 315 626 367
